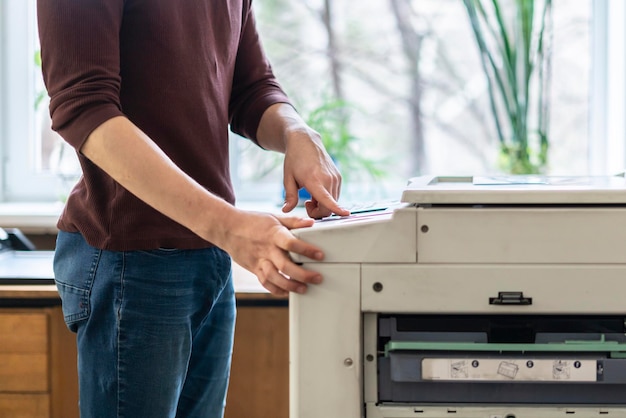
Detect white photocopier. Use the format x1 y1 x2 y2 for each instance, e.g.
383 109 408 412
289 175 626 418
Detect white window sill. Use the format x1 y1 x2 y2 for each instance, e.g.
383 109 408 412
0 200 302 234
0 202 65 234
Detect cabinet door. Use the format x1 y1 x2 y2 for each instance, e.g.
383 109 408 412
0 312 48 392
0 394 49 418
225 305 289 418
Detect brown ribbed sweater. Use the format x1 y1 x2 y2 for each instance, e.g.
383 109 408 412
37 0 290 251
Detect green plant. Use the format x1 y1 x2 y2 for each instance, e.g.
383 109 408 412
34 50 47 110
462 0 553 174
305 99 386 181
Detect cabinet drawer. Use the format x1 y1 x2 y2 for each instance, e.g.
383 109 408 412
0 353 48 391
0 394 50 418
0 313 48 353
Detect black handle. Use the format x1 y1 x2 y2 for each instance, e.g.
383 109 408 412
489 291 532 305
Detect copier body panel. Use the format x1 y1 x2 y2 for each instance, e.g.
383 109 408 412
289 176 626 418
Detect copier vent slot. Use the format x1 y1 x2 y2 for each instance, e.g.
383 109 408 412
376 314 626 405
379 314 625 348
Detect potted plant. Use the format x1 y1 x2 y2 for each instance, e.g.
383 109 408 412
462 0 553 174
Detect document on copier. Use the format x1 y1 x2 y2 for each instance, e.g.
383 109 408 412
289 175 626 418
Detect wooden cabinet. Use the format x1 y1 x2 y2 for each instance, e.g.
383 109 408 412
225 303 289 418
0 283 288 418
0 305 78 418
0 312 49 418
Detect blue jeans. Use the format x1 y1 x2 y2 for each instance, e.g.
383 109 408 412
54 231 236 418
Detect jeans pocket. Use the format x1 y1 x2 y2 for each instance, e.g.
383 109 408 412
54 231 100 332
56 281 91 332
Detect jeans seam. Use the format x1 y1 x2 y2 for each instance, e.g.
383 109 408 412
86 248 102 318
116 251 126 418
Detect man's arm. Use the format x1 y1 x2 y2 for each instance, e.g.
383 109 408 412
81 116 326 296
257 103 351 219
226 5 348 218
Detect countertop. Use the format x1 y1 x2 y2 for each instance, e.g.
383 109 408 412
0 250 274 301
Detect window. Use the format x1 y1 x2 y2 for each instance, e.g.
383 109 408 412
1 0 624 204
589 0 626 174
0 0 79 202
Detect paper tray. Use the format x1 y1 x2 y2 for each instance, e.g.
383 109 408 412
377 315 626 405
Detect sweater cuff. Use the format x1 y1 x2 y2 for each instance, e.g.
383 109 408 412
55 104 125 151
232 91 292 145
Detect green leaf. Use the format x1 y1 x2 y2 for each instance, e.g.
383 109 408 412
463 0 552 174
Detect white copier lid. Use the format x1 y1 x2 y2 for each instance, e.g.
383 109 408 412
401 175 626 205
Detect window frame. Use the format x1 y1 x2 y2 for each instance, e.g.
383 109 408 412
589 0 626 174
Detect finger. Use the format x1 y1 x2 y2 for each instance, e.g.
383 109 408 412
305 199 332 219
257 275 288 297
305 184 350 218
256 260 291 295
329 171 341 201
274 228 324 261
279 261 323 286
282 176 299 213
260 260 309 294
326 168 342 204
276 215 314 230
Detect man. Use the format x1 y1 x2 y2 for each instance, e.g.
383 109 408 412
38 1 349 417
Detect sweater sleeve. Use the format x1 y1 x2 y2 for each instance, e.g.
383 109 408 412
37 0 126 151
228 2 292 144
